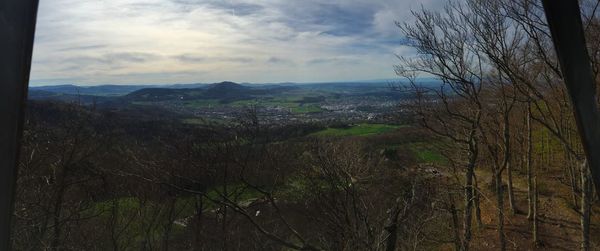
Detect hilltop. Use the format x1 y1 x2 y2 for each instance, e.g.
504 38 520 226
125 81 297 102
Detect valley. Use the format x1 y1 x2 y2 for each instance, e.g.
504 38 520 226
29 81 422 126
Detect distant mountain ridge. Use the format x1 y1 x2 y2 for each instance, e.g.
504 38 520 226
30 83 209 96
29 78 441 96
125 81 296 102
28 79 442 105
31 84 154 96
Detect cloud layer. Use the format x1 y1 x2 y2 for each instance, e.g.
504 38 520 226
31 0 437 85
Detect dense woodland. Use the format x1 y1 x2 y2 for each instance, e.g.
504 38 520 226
11 0 600 250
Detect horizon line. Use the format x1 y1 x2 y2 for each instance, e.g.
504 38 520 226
29 77 440 87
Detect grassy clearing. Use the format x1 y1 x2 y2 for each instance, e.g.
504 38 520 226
86 183 262 221
532 127 561 153
407 142 447 164
83 197 192 248
291 105 323 113
82 183 264 247
311 124 403 137
203 183 264 208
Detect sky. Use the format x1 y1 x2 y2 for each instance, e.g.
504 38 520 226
30 0 438 86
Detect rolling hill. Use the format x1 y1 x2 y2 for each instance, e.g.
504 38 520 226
125 81 298 103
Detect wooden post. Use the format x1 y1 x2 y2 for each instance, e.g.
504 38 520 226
542 0 600 195
0 0 39 249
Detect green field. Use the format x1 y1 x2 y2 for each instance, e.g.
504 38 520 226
291 105 323 113
83 183 263 248
407 142 447 164
311 124 403 137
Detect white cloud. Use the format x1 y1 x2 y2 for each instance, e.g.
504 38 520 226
31 0 443 85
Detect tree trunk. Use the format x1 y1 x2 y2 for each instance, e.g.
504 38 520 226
503 109 515 216
193 195 204 251
384 195 408 251
544 130 550 170
526 105 534 220
494 168 506 251
507 161 516 215
162 198 177 251
449 194 462 251
461 139 478 251
581 161 591 251
110 198 120 251
384 207 400 251
50 186 65 251
567 150 580 209
50 168 69 251
473 175 483 229
462 169 474 251
222 165 229 251
546 130 553 166
533 176 539 246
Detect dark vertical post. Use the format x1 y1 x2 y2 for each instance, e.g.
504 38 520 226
0 0 39 249
542 0 600 194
